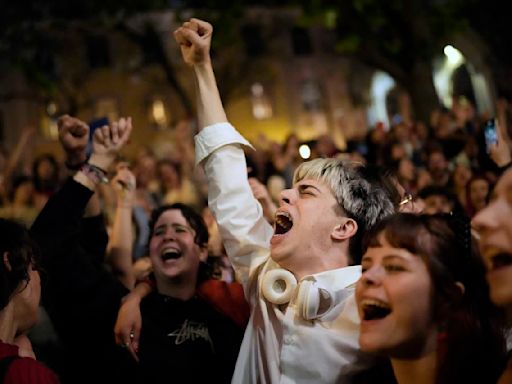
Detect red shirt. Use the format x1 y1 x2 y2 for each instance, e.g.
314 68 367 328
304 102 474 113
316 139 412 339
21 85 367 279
0 340 60 384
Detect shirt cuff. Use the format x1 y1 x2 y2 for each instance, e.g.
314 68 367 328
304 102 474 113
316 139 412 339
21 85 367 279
194 122 254 165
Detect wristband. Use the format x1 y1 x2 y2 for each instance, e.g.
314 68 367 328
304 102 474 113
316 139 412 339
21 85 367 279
80 163 109 184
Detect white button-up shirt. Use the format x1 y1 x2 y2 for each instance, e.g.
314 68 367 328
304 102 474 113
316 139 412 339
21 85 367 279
196 123 374 384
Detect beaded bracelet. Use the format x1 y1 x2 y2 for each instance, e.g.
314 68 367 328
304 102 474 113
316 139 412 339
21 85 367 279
80 163 109 184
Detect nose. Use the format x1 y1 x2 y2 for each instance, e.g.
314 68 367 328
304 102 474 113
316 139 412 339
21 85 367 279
162 227 177 241
360 266 383 286
472 203 496 233
279 188 296 205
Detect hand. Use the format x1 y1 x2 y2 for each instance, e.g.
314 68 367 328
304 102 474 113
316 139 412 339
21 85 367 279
249 177 271 202
249 177 277 224
115 291 143 362
89 117 132 171
58 115 89 164
111 162 136 205
489 121 512 168
14 334 36 359
174 18 212 66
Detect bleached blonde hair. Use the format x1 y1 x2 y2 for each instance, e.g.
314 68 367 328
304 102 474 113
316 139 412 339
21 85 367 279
294 158 395 263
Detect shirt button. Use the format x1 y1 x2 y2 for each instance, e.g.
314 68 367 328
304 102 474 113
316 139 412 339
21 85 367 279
283 335 295 345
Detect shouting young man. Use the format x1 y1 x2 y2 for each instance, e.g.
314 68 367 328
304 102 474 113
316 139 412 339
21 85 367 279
176 18 394 383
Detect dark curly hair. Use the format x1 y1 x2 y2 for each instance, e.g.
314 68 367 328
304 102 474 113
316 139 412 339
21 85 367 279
149 203 211 282
0 218 41 310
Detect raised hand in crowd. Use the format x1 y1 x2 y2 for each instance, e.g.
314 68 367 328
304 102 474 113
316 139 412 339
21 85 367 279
88 117 132 172
489 112 512 170
107 162 137 289
57 115 89 169
248 177 277 224
174 19 212 67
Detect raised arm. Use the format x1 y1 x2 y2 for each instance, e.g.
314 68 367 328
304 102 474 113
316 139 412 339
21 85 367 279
174 19 226 128
107 163 137 289
174 19 273 294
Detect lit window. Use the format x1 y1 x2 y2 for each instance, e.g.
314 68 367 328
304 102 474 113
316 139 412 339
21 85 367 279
251 83 273 120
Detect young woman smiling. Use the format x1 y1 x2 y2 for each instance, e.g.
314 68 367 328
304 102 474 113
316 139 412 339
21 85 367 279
356 213 506 384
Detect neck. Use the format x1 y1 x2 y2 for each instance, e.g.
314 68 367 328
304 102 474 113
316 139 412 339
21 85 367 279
391 350 437 384
282 248 349 281
0 305 17 343
155 275 198 301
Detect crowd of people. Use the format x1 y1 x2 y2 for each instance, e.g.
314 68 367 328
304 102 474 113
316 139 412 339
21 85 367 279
1 17 512 384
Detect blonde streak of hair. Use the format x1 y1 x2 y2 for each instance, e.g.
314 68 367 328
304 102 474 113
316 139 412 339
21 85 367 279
293 158 355 210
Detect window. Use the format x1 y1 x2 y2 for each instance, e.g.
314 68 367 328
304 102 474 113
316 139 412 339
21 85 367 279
242 25 265 57
292 27 312 55
86 35 111 68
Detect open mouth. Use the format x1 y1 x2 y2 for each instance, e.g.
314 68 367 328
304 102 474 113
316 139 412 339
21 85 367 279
274 211 293 235
490 252 512 271
360 299 391 321
161 248 182 261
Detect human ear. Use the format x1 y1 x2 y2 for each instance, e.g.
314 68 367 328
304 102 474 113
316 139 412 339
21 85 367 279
455 281 465 296
331 218 358 241
3 252 12 272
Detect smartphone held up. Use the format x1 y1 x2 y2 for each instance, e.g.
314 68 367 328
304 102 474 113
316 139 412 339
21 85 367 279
484 118 498 153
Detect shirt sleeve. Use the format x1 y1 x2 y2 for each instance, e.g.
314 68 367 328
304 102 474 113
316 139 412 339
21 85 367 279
195 123 274 298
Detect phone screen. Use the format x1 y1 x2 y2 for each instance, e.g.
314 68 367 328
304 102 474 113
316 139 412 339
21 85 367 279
484 118 498 153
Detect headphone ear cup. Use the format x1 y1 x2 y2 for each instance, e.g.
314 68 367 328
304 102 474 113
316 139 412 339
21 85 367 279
261 269 297 305
296 280 318 320
297 281 336 320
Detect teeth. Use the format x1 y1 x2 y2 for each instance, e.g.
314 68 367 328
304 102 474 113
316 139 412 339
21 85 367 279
274 211 293 235
360 299 390 309
161 247 181 260
360 298 391 321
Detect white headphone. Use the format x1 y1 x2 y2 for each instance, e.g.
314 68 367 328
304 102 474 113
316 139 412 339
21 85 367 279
260 268 340 320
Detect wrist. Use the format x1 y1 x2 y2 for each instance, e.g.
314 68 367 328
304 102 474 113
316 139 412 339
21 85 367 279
88 154 114 172
65 154 89 171
80 163 109 185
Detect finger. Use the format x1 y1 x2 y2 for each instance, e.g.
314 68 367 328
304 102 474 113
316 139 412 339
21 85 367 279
174 28 190 46
183 21 198 32
111 120 120 145
178 27 203 47
131 325 141 355
94 126 105 145
101 125 112 146
70 120 89 137
190 18 213 37
128 343 139 362
57 115 70 129
119 117 133 145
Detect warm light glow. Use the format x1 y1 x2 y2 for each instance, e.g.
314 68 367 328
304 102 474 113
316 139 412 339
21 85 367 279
251 83 273 120
299 144 311 159
151 99 168 126
46 102 57 116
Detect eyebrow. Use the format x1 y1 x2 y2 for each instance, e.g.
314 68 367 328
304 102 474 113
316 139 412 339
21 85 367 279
155 223 193 231
361 252 410 263
298 184 321 193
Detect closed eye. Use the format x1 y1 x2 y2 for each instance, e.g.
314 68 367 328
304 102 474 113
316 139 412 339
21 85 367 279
154 227 166 236
298 185 317 196
384 264 406 273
